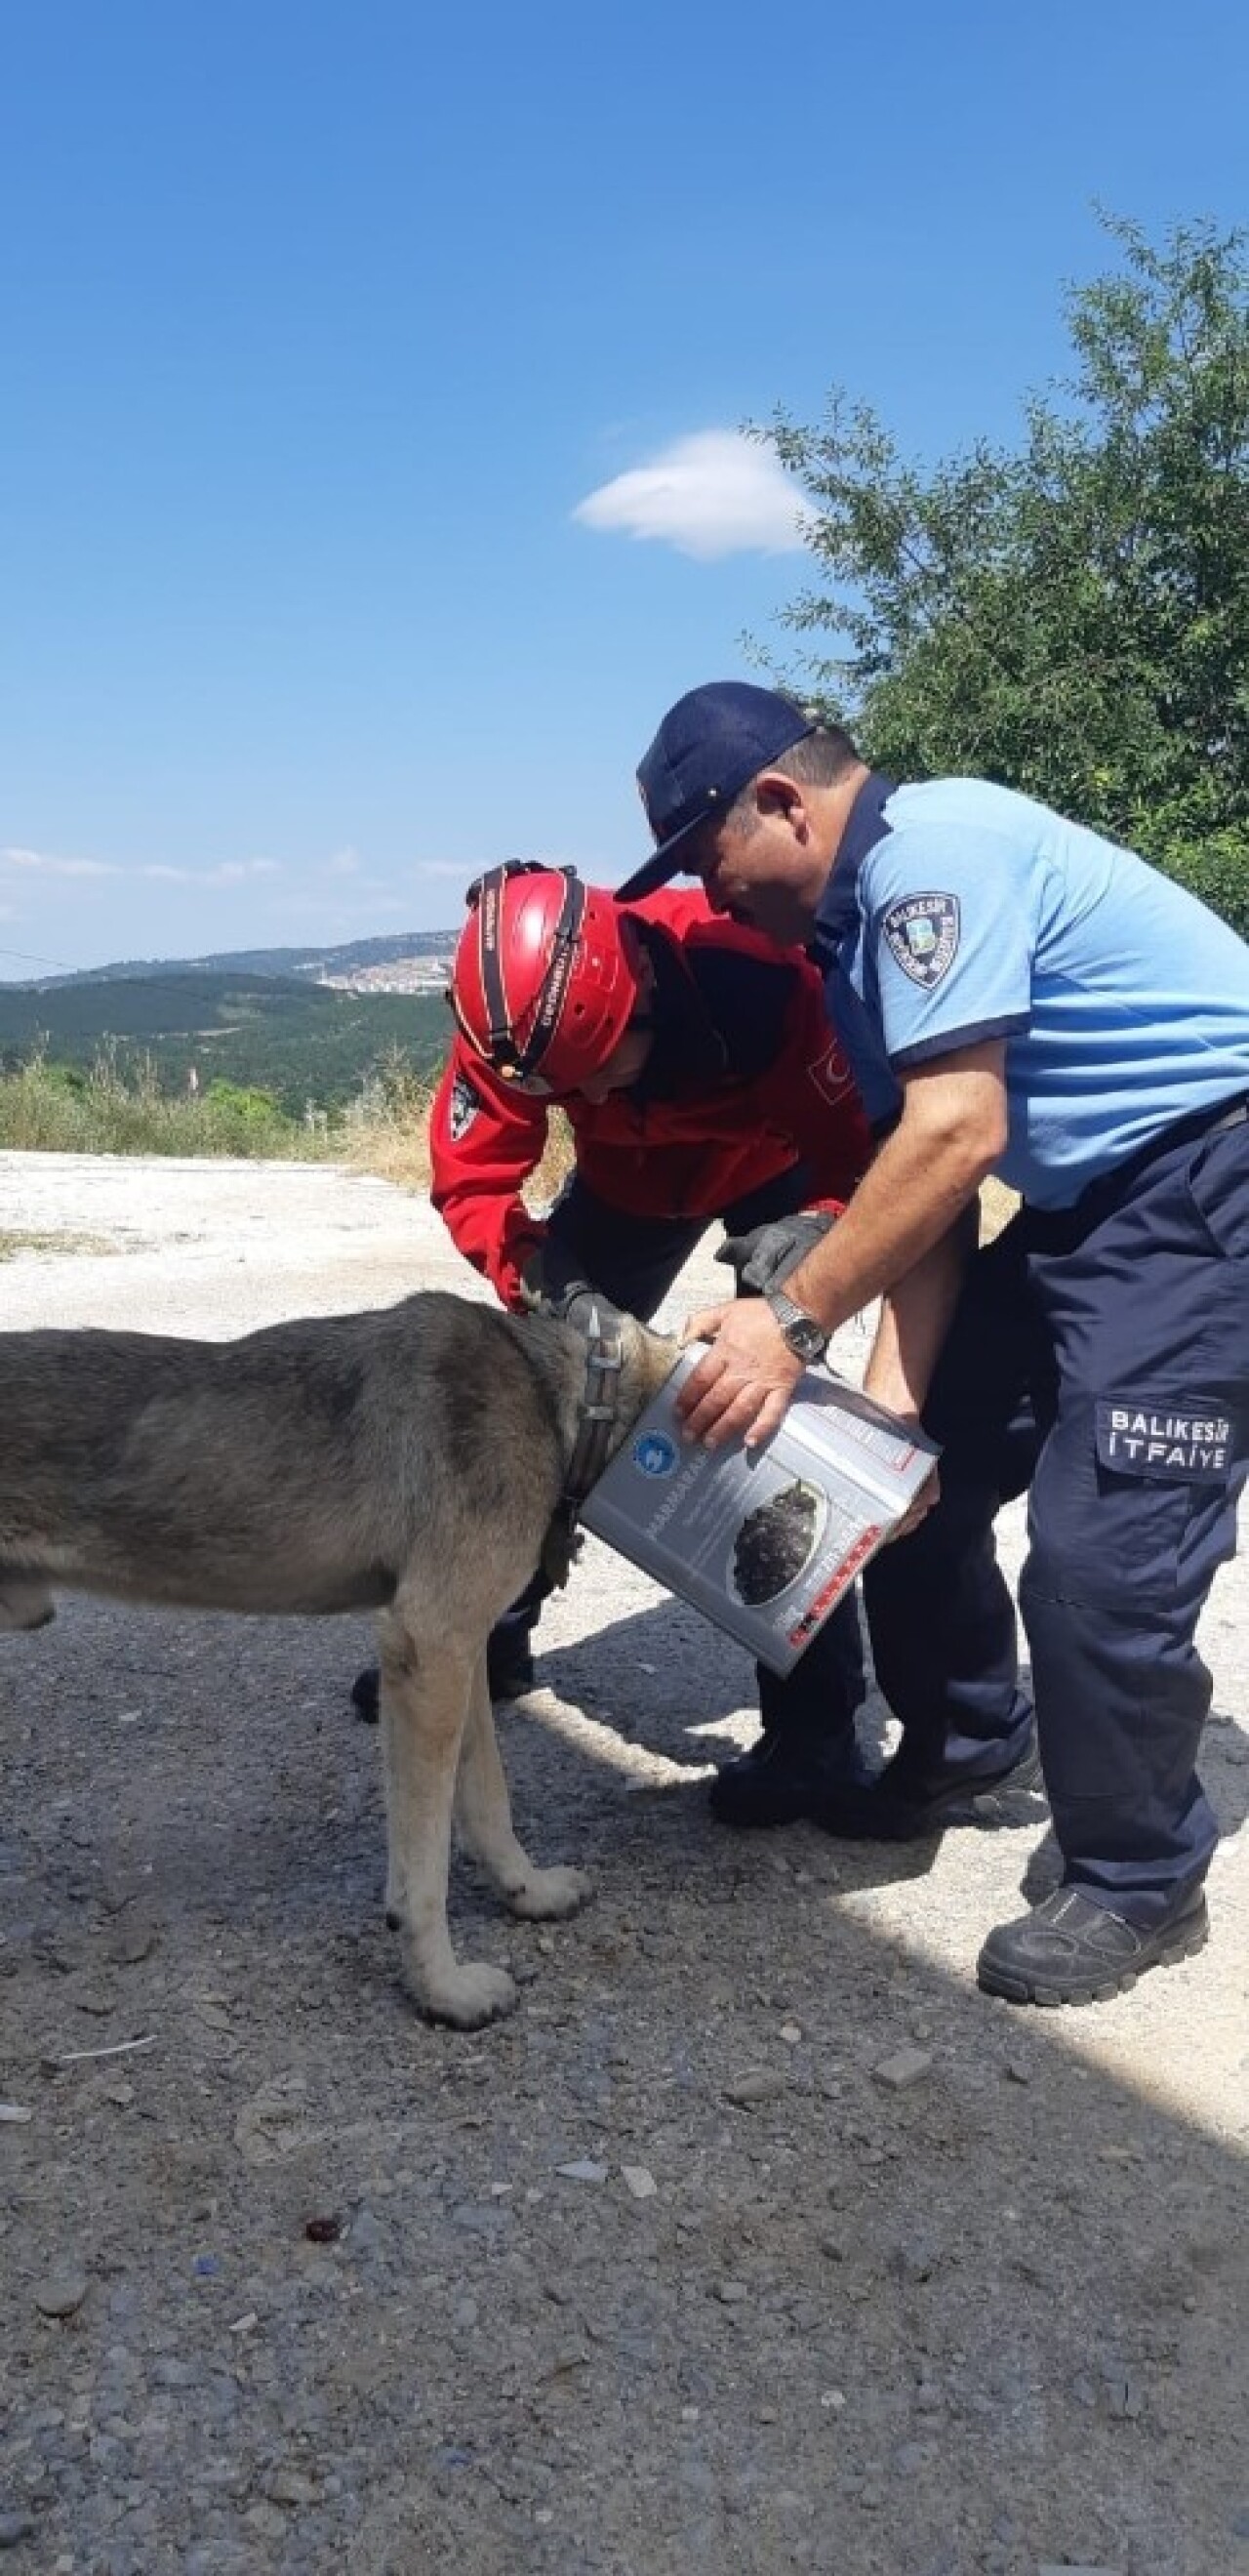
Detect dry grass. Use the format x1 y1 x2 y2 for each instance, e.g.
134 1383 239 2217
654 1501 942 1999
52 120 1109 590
344 1091 577 1211
0 1230 113 1260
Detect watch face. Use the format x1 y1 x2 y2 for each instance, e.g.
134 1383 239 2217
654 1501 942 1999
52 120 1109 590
769 1293 826 1361
789 1317 826 1361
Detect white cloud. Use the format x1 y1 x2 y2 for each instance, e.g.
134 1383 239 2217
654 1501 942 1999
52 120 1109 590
574 429 810 561
322 845 362 879
2 846 281 889
1 844 117 879
141 858 282 885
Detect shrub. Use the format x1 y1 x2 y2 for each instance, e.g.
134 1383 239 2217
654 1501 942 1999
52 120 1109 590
1149 834 1249 942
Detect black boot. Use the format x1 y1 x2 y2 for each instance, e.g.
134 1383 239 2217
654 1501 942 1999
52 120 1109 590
708 1730 871 1828
815 1723 1044 1842
349 1631 534 1721
350 1664 380 1723
976 1882 1209 2007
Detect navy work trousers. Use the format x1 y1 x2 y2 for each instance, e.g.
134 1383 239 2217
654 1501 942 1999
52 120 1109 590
863 1110 1249 1922
532 1168 867 1744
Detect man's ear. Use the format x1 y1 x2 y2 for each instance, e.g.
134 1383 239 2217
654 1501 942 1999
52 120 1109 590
753 769 808 832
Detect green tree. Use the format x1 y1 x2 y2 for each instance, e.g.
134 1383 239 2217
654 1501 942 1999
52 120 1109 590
760 215 1249 929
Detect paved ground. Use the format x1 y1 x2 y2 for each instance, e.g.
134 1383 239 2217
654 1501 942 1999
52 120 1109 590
1 1151 1246 2576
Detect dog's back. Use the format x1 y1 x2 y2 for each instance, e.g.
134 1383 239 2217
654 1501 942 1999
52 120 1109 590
0 1292 572 1622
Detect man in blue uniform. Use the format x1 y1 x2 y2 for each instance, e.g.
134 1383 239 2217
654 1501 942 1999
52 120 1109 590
618 680 1249 2007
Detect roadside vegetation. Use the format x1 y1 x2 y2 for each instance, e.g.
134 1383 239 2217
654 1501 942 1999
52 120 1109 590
0 1046 575 1202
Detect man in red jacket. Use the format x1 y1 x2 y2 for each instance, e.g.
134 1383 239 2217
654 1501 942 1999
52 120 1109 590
355 860 876 1827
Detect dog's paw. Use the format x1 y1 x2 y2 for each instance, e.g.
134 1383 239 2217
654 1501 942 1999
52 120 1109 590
411 1958 518 2028
506 1864 592 1922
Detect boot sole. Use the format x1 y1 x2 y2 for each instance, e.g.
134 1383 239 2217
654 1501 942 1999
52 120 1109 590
977 1908 1210 2007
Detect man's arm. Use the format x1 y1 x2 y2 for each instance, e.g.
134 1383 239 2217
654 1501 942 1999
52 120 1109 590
861 1201 979 1422
428 1043 550 1308
677 1041 1007 1448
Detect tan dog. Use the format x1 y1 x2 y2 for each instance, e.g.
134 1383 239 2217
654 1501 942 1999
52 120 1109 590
0 1290 674 2026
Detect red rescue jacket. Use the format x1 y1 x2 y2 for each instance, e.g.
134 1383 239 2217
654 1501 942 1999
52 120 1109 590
429 887 872 1309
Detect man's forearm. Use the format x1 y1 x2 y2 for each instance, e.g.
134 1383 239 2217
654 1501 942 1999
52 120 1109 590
783 1120 987 1339
863 1204 978 1419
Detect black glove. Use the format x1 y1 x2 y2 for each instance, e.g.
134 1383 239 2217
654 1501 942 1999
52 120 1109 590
518 1246 625 1342
715 1206 836 1296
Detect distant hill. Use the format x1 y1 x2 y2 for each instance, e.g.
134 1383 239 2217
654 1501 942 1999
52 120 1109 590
0 965 455 1118
29 929 455 989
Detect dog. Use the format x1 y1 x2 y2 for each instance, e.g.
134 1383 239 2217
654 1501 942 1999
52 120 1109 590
0 1290 676 2026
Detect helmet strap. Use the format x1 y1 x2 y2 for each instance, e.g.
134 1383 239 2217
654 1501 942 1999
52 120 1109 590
472 866 587 1081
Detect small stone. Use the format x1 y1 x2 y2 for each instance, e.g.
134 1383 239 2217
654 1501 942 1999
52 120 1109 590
723 2069 786 2107
714 2279 748 2305
1005 2059 1031 2085
266 2470 315 2508
245 2504 288 2540
34 2272 89 2318
895 2441 931 2474
622 2165 657 2200
555 2159 607 2184
873 2047 933 2092
820 2389 846 2410
0 2104 32 2125
228 2312 259 2336
103 2082 135 2107
107 1920 157 1967
779 2022 802 2044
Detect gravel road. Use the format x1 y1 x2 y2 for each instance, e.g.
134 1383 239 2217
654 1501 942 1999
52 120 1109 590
2 1151 1246 2576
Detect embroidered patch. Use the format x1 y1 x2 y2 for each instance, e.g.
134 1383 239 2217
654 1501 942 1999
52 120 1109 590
449 1070 483 1144
1096 1399 1232 1483
807 1038 856 1110
881 892 960 989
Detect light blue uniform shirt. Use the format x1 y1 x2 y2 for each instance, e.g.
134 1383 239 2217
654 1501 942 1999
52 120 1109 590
834 777 1249 1209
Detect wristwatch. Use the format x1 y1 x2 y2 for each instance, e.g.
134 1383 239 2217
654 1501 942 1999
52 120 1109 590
765 1288 829 1366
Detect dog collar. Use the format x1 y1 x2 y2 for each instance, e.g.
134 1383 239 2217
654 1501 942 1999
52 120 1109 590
537 1306 627 1596
562 1309 624 1508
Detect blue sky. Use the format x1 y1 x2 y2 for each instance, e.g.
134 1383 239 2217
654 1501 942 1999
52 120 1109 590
1 0 1246 974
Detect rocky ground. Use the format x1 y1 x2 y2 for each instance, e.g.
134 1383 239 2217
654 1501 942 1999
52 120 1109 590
1 1151 1246 2576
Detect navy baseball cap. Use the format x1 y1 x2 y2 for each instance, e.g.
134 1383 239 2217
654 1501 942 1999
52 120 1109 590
617 680 817 902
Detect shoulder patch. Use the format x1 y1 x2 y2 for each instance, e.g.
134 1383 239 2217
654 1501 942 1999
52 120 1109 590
807 1038 856 1109
449 1069 484 1143
880 892 960 989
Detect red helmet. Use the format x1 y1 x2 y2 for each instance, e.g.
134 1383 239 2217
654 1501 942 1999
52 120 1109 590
450 864 642 1091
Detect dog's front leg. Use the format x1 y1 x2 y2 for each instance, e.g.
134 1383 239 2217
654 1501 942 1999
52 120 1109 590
377 1614 516 2030
455 1658 591 1922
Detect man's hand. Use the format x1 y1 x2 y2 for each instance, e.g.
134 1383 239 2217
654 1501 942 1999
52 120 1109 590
676 1298 804 1449
715 1207 835 1296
